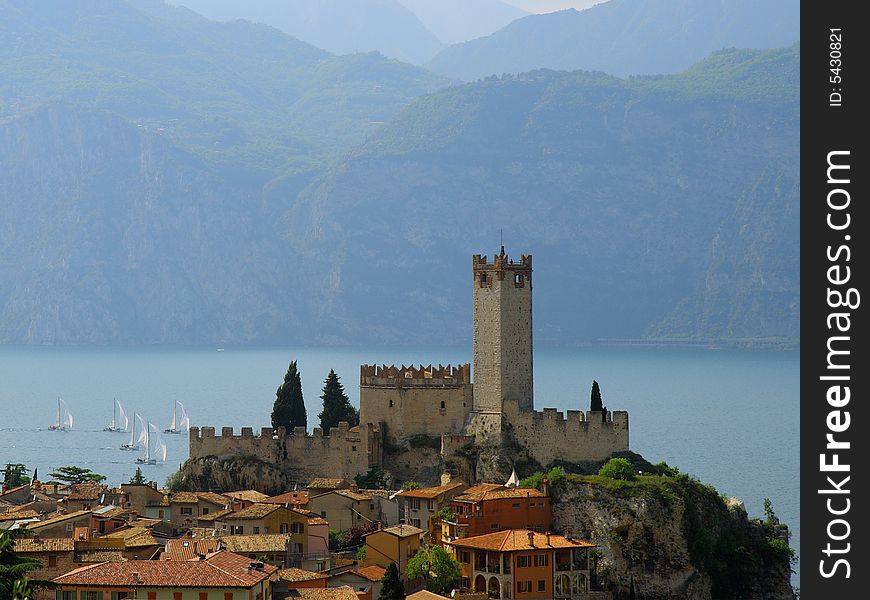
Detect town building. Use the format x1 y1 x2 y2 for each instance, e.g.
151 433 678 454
396 482 468 533
321 563 386 600
362 524 424 582
442 484 551 543
307 490 376 533
216 504 308 548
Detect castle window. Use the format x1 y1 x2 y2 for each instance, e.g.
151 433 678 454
352 445 357 451
389 399 393 407
440 401 445 409
514 273 524 287
479 273 488 287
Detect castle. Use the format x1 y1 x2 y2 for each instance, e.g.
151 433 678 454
189 248 629 482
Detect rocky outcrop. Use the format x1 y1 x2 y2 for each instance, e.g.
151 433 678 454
550 475 794 600
173 455 295 496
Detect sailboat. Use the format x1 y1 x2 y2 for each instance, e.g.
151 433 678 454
121 413 145 450
104 399 129 432
136 422 167 464
164 400 190 434
49 397 73 431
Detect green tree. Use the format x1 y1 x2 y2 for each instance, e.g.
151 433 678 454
0 529 51 598
598 458 636 481
355 466 388 489
762 498 779 527
379 562 405 600
402 481 421 491
129 467 146 485
2 464 30 488
272 360 307 433
590 380 605 412
47 466 106 485
406 546 460 596
318 369 358 431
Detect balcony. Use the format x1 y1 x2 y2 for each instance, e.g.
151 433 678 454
486 564 501 574
556 563 573 572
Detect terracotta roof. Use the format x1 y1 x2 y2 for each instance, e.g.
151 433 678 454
359 489 397 500
93 506 128 519
333 490 372 502
448 529 596 552
0 509 40 520
0 485 28 498
75 550 125 563
396 482 466 499
453 486 548 502
53 550 277 588
162 538 221 561
307 517 329 526
293 586 359 600
171 492 200 504
225 490 270 503
221 503 282 520
366 524 424 539
14 538 75 553
306 478 351 491
67 484 107 501
353 565 386 582
31 510 91 529
104 526 159 548
279 568 328 582
407 591 451 600
197 492 232 507
264 491 310 505
220 534 292 554
197 508 233 522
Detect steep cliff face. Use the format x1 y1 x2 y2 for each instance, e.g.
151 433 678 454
550 476 794 600
173 455 295 496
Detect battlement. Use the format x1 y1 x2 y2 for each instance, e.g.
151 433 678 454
472 250 532 275
360 363 471 387
190 422 359 442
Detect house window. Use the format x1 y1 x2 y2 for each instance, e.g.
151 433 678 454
389 399 393 407
490 523 499 530
174 593 183 600
181 507 193 515
534 554 549 567
85 593 102 600
280 523 289 534
409 499 420 510
459 551 470 564
253 527 260 534
291 522 304 534
440 401 445 409
427 500 435 511
517 555 530 568
200 593 209 600
320 511 327 518
512 503 520 508
538 580 546 592
461 577 471 589
48 555 57 567
158 510 165 519
517 581 532 593
225 594 234 600
411 518 421 528
203 507 210 515
61 592 75 600
148 594 156 600
66 523 73 531
370 504 375 510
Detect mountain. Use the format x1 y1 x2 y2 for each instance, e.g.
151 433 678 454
427 0 800 80
166 0 444 65
397 0 528 45
0 0 450 180
283 45 800 346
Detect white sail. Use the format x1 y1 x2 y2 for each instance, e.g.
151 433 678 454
178 401 190 431
169 401 177 432
150 423 168 462
66 411 73 430
136 415 148 446
57 398 73 430
117 400 129 432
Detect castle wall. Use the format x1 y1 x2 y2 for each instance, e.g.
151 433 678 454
188 422 381 481
359 364 473 443
503 401 629 465
472 252 533 413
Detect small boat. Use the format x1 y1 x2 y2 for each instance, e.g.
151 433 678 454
104 398 129 432
136 421 167 465
121 413 144 450
164 400 190 434
49 397 73 431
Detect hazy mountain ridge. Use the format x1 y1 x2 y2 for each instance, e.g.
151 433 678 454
427 0 800 80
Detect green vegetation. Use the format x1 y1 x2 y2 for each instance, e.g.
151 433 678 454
356 546 367 561
379 562 405 600
0 529 51 598
436 507 456 522
166 470 185 492
129 467 146 485
519 466 565 490
2 464 30 488
402 481 422 491
355 466 389 490
318 370 359 431
590 380 604 412
272 360 307 433
405 546 460 596
47 466 105 485
598 458 637 481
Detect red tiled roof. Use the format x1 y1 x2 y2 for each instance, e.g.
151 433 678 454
224 490 270 503
279 568 328 582
293 586 359 600
162 538 221 561
53 551 277 588
14 538 75 553
353 565 386 582
67 484 107 501
396 482 466 499
448 529 595 552
365 524 424 539
407 591 451 600
263 491 310 505
306 478 351 491
453 486 548 502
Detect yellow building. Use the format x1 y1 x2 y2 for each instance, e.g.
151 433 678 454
216 504 307 553
307 489 377 533
362 524 424 580
52 550 277 599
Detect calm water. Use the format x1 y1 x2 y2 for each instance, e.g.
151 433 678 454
0 345 799 584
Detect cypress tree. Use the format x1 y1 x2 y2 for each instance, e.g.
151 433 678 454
130 467 146 485
318 369 359 431
590 380 604 412
272 360 307 432
378 562 405 600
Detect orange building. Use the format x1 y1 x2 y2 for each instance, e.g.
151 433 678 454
443 485 551 543
447 529 596 600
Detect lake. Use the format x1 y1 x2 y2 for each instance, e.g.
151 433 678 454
0 344 799 584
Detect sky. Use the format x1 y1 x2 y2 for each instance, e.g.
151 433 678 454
503 0 606 13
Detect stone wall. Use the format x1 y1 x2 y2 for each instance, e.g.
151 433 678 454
503 400 629 464
359 364 472 443
188 422 381 480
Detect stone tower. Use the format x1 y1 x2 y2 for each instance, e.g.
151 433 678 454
472 247 533 414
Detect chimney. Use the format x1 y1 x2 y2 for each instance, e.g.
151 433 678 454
546 532 551 546
440 472 452 486
542 477 550 497
527 531 535 547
